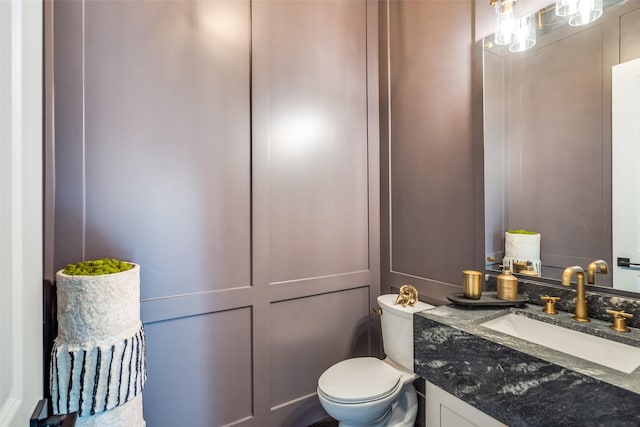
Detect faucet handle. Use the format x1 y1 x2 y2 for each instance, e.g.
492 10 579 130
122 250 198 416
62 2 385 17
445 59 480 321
541 295 560 314
606 309 633 332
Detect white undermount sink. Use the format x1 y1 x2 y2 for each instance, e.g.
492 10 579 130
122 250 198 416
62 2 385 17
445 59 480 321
480 313 640 374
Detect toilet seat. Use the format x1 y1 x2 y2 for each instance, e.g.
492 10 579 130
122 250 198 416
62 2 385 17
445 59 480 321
317 357 402 404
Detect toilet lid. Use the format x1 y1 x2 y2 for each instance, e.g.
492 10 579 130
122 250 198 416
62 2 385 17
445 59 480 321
318 357 401 404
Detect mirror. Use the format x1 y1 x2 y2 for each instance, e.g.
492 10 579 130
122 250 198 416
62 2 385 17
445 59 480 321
482 0 640 293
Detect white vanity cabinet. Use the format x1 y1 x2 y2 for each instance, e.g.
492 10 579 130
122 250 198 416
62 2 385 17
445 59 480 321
425 381 506 427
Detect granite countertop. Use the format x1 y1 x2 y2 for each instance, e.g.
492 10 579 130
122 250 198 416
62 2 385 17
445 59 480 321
414 304 640 426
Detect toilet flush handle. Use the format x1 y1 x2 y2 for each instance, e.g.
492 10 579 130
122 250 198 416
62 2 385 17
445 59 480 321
372 307 383 315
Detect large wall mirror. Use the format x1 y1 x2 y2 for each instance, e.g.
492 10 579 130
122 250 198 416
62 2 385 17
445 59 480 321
483 0 640 292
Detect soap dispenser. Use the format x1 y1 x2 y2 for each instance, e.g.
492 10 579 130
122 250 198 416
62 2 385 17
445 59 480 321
497 269 518 301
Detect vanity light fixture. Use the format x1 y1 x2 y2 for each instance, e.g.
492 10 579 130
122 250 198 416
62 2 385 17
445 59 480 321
555 0 578 16
491 0 516 46
568 0 603 26
491 0 605 54
556 0 603 26
490 0 535 50
509 14 536 53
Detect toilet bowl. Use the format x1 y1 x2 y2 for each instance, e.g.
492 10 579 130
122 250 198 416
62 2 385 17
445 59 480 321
317 294 434 427
318 357 415 427
318 357 417 427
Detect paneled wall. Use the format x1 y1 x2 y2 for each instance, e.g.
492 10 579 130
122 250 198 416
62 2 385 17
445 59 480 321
47 1 379 425
380 0 484 302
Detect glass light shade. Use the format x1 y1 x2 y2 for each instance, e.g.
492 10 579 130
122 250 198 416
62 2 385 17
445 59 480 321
569 0 603 26
509 14 537 53
555 0 578 16
494 0 516 45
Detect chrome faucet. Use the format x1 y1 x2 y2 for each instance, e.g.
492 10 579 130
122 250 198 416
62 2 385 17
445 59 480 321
587 259 608 285
561 266 590 322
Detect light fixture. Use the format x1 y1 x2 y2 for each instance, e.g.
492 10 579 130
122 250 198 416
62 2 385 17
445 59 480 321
568 0 603 26
490 0 606 54
555 0 578 16
509 14 536 53
493 0 516 46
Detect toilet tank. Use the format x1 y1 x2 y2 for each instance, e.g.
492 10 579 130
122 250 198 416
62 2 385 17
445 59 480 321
378 294 434 371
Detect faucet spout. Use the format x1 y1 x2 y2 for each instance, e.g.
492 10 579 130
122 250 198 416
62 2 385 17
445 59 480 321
561 266 590 322
587 259 608 285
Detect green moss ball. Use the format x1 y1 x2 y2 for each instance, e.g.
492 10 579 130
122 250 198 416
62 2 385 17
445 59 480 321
62 258 134 276
507 229 538 235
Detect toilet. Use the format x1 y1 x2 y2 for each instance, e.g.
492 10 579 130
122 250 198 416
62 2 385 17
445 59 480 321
317 294 434 427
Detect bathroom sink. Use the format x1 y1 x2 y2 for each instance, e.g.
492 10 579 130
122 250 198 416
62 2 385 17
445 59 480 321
480 313 640 374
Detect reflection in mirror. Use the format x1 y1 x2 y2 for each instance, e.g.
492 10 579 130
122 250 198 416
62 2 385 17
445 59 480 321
612 57 640 292
482 0 640 292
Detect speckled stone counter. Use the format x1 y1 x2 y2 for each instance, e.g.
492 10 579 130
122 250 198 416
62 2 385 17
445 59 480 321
414 305 640 427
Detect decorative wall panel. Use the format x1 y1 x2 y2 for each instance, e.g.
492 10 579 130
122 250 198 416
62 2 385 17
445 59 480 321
381 0 482 302
258 0 370 284
511 27 604 265
82 0 252 299
50 1 379 426
269 287 370 408
143 308 253 426
620 8 640 63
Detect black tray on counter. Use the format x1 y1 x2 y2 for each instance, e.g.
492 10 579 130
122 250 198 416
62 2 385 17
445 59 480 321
447 291 528 308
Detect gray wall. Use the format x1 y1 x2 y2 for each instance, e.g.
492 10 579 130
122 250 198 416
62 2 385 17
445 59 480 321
380 0 485 303
489 25 608 274
47 1 380 425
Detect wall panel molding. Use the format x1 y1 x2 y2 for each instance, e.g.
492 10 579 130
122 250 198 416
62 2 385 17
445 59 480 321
49 1 380 426
620 7 640 62
381 0 483 300
251 2 379 424
143 308 253 426
141 288 254 324
270 269 371 287
269 287 371 409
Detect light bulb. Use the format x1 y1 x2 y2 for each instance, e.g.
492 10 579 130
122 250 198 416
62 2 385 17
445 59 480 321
509 14 536 53
569 0 603 26
494 0 516 46
555 0 578 17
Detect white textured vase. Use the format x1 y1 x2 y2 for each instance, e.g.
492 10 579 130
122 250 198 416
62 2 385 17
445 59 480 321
51 263 146 426
504 233 541 274
504 232 540 260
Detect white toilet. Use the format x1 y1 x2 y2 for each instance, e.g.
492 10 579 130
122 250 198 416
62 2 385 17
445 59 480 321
317 294 434 427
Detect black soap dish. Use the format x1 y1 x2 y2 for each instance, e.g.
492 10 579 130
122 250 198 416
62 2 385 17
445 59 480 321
447 291 528 308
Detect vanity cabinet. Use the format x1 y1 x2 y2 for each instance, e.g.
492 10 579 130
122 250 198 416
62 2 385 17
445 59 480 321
416 305 640 426
425 381 505 427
